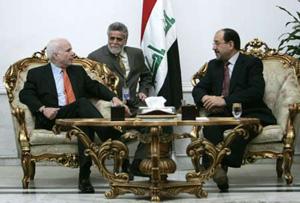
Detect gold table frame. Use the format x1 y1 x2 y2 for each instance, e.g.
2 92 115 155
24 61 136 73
56 117 261 201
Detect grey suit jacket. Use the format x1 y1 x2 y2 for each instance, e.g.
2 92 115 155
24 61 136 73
192 53 276 125
88 45 152 111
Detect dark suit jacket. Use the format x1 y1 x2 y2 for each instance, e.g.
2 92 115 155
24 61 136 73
19 64 116 128
88 45 152 111
192 53 276 125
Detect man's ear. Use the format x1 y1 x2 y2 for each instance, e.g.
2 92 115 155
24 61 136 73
228 41 234 49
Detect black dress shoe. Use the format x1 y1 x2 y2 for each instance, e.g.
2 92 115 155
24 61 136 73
213 165 229 192
78 178 95 193
217 182 229 192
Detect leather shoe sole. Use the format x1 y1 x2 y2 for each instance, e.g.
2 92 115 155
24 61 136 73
78 179 95 193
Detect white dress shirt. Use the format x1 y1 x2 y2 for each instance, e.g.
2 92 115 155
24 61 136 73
227 52 240 78
51 63 66 106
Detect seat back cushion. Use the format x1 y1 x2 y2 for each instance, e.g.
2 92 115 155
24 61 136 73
262 58 300 132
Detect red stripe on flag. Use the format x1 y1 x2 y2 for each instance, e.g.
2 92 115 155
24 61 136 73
141 0 157 41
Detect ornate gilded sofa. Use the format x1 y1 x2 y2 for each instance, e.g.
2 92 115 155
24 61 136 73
3 49 119 189
192 39 300 184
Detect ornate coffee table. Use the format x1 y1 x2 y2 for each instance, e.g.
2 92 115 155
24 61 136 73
56 116 261 201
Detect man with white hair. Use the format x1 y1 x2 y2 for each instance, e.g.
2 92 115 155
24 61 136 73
19 38 130 193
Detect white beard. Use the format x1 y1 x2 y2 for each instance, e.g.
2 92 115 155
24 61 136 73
108 45 122 55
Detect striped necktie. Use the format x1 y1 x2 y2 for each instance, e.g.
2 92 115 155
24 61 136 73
117 54 126 75
221 62 230 97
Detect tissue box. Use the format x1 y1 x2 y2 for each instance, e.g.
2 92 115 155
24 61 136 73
137 106 175 115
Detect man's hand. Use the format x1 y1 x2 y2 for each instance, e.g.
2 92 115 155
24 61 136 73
202 95 226 111
42 107 60 120
112 97 132 116
138 92 147 101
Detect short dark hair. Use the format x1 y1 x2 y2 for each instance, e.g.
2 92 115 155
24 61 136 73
222 28 240 50
107 22 128 39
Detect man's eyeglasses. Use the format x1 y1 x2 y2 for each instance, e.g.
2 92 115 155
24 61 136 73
109 36 124 42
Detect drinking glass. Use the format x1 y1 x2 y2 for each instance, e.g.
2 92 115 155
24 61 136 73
232 103 242 119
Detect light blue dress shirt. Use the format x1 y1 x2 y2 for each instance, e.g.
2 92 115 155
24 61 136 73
50 63 66 106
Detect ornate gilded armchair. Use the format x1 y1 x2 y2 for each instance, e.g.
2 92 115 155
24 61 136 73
192 39 300 184
3 49 119 189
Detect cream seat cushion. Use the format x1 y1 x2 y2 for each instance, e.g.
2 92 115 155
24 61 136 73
251 125 283 144
29 100 112 146
224 125 283 144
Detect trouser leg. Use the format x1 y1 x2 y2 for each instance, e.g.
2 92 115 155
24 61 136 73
132 126 173 160
132 127 149 160
202 125 225 168
57 98 121 141
221 128 257 167
203 125 256 168
56 98 121 178
77 127 93 179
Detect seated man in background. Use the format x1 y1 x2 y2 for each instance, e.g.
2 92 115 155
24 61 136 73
88 22 153 177
192 28 276 192
19 38 130 193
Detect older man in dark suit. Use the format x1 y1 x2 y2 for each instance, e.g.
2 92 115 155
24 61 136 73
88 22 153 177
192 28 276 192
19 38 130 193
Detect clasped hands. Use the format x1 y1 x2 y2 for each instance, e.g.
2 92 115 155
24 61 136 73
201 95 226 113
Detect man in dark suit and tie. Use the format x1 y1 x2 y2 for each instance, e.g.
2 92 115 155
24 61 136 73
19 38 130 193
88 22 153 177
192 28 276 192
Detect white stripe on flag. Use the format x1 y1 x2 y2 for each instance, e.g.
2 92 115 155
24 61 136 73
141 0 177 95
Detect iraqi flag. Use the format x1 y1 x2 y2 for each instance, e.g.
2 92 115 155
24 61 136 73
141 0 183 109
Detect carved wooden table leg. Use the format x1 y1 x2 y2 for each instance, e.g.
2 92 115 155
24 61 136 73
66 126 130 198
56 120 261 201
139 126 176 201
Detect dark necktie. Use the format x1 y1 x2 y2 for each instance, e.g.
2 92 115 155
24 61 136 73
117 54 126 75
221 62 230 97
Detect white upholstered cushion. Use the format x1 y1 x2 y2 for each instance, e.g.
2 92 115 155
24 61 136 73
31 144 78 156
29 100 111 146
246 142 283 153
262 59 300 131
250 125 283 144
224 124 283 144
